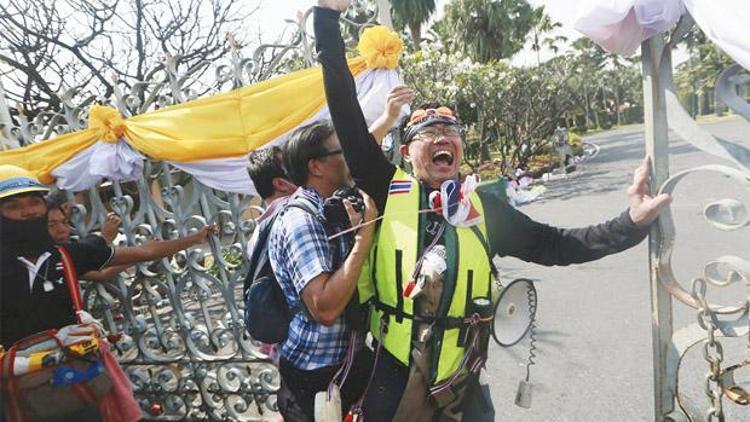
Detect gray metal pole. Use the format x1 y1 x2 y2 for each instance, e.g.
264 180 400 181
641 36 674 420
0 79 20 149
375 0 394 29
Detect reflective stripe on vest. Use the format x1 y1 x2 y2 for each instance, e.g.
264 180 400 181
370 169 492 383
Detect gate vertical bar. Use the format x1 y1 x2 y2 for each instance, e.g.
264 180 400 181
641 36 674 420
375 0 393 29
0 80 19 149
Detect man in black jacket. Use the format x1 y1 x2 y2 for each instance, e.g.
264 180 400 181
0 165 217 349
314 1 671 420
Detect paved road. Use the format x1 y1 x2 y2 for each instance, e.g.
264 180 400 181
486 117 750 421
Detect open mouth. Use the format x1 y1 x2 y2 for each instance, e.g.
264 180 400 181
432 150 454 166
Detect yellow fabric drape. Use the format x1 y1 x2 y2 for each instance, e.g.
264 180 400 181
0 24 406 185
0 131 100 184
127 58 367 161
0 58 367 184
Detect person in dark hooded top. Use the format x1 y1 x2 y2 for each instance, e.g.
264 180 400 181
0 165 217 348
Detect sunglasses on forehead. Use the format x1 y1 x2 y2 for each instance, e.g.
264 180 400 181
406 107 459 128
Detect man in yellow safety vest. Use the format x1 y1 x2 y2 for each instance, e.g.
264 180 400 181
314 1 672 420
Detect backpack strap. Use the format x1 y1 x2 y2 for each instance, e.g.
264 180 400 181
280 195 327 317
246 214 280 285
56 245 84 324
244 195 322 290
285 195 324 222
244 195 323 318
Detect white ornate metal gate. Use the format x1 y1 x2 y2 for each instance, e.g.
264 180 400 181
0 5 382 419
643 15 750 422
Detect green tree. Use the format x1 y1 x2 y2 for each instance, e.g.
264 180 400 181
434 0 537 63
529 6 566 65
499 59 579 169
569 37 638 129
569 38 605 128
389 0 436 48
402 47 579 171
675 27 734 116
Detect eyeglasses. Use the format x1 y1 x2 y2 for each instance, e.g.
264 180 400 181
406 107 459 128
413 125 463 142
311 149 343 160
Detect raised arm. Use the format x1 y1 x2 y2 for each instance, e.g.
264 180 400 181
487 156 669 265
315 2 396 212
369 85 414 144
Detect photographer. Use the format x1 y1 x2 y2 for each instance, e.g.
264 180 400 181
267 121 378 421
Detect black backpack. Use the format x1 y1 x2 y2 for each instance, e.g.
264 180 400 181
243 197 318 344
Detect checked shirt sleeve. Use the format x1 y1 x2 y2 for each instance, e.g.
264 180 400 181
273 208 333 295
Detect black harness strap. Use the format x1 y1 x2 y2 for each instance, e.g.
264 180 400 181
372 300 472 330
458 269 474 347
395 249 405 323
470 225 497 279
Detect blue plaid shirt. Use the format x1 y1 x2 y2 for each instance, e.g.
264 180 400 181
268 187 358 370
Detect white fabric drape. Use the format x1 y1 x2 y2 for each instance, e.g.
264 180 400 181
52 141 145 192
574 0 750 71
171 156 258 196
682 0 750 71
261 68 406 149
51 68 405 195
575 0 684 56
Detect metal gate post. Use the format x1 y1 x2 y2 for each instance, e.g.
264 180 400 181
0 80 19 149
641 35 674 420
375 0 393 29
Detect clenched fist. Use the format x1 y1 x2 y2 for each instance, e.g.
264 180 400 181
317 0 352 12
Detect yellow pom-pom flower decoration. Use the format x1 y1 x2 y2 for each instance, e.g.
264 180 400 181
357 26 404 70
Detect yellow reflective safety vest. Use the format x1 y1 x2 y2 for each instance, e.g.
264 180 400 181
365 169 493 383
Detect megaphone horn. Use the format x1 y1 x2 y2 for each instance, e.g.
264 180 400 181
492 278 537 347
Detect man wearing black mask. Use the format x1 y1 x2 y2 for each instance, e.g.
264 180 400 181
0 165 219 422
0 164 217 349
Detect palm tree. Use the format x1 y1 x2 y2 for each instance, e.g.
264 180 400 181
389 0 436 48
529 7 566 65
435 0 537 63
571 37 609 129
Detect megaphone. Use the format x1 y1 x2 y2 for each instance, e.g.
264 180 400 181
492 278 537 347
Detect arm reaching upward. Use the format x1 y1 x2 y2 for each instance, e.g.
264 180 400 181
315 5 396 213
369 85 414 144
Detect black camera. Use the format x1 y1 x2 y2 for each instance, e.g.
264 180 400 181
324 186 364 227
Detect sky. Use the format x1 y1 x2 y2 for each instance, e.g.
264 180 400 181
513 0 587 66
246 0 589 67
